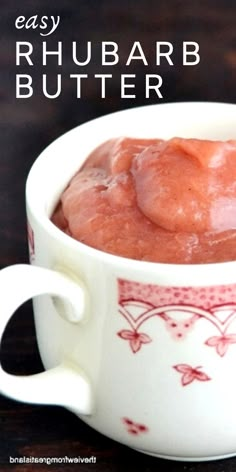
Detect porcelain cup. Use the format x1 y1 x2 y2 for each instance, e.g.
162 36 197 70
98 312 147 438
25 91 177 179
1 102 236 461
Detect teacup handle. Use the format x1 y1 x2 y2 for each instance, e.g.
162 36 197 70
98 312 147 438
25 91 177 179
0 264 92 414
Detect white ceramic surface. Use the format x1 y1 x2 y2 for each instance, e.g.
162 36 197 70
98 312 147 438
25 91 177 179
1 102 236 461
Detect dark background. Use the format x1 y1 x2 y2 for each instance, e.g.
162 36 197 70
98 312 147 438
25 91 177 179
1 0 236 470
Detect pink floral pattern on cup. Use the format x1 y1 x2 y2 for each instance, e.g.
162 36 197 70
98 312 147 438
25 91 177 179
117 329 152 353
122 417 149 435
205 334 236 357
173 364 211 386
117 279 236 358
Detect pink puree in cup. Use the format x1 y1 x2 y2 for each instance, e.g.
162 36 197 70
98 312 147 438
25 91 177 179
52 137 236 264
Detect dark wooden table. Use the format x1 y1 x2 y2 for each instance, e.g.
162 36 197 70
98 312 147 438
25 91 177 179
1 0 236 470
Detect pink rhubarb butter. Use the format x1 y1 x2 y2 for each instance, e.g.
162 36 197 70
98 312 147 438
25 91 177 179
52 137 236 264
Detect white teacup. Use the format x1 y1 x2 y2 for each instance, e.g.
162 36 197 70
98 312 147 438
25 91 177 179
1 102 236 461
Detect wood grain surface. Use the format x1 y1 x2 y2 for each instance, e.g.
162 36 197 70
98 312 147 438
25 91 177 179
1 0 236 470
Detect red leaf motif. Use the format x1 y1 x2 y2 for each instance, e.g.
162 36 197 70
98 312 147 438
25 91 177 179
122 417 149 435
182 372 195 386
131 337 142 353
117 329 152 353
137 424 148 432
173 364 193 374
194 371 211 382
128 428 139 435
205 336 220 347
227 334 236 343
122 417 134 426
217 340 229 357
205 334 236 357
173 364 211 386
138 333 152 344
118 330 135 340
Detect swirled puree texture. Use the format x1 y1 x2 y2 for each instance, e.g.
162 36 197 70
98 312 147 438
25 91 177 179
52 137 236 264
